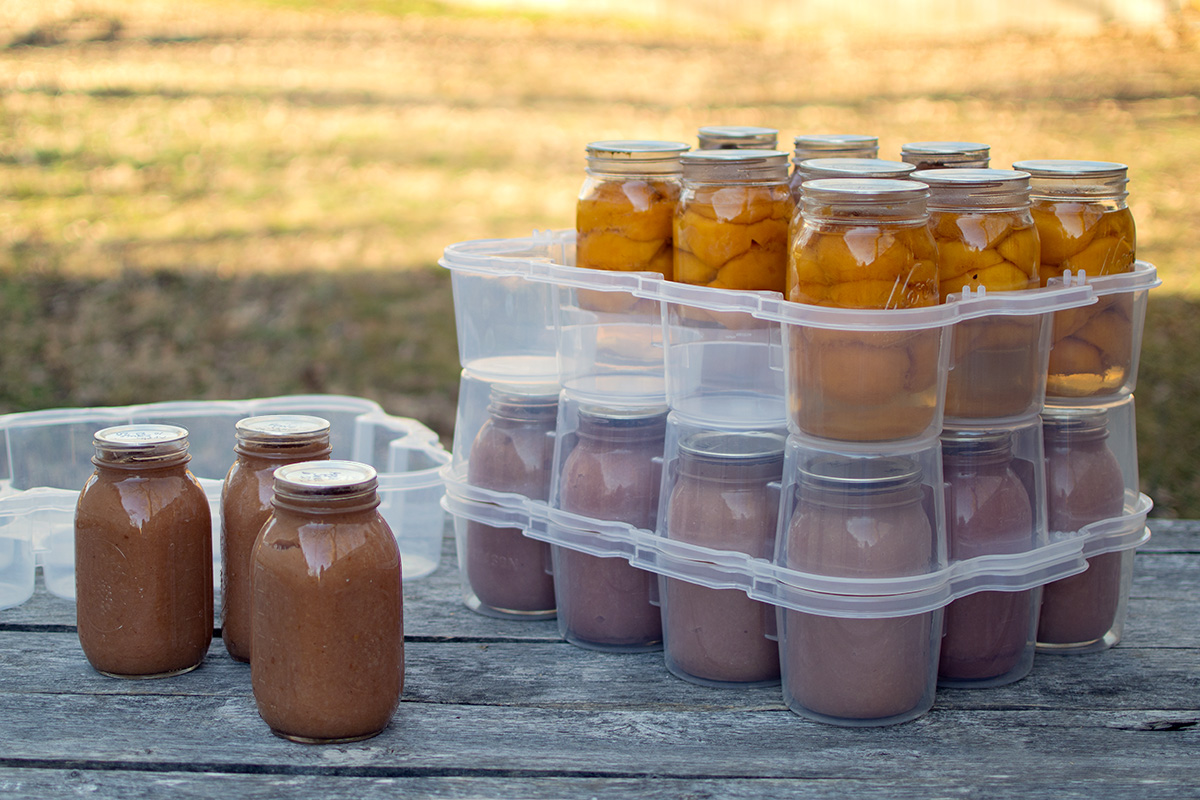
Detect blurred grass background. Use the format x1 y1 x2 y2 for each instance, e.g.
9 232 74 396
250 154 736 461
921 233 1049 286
1 0 1198 515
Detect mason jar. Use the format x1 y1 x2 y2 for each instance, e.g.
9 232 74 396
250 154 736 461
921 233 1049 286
788 134 880 198
75 424 213 679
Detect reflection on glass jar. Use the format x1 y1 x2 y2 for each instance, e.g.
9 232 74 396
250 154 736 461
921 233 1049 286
664 431 784 686
1014 159 1137 399
780 454 939 724
939 429 1038 686
786 178 941 441
914 168 1043 420
464 385 559 619
555 405 668 651
1038 407 1129 652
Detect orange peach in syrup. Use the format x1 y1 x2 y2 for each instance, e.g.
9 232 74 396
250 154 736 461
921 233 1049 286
673 185 792 293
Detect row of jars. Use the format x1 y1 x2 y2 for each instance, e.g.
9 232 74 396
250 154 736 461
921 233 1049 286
450 369 1144 726
575 135 1139 439
73 417 404 744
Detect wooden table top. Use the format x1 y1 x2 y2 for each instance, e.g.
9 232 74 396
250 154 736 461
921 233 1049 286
2 519 1197 799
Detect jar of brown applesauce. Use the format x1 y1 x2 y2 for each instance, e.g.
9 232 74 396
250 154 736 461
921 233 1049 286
914 168 1042 419
697 125 778 150
576 140 689 280
220 415 332 662
785 179 941 441
780 454 939 724
674 149 794 294
1013 160 1137 398
554 404 667 652
663 430 785 686
251 461 404 743
900 141 991 170
788 134 880 198
75 424 213 679
463 384 559 619
1038 407 1129 652
939 429 1038 686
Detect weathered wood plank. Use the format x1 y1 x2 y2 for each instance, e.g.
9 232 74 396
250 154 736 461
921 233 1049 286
0 692 1197 781
0 768 1193 800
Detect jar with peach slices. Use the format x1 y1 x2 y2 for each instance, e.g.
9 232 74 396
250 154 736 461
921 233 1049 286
785 178 941 442
576 140 689 312
914 168 1043 420
1013 160 1137 398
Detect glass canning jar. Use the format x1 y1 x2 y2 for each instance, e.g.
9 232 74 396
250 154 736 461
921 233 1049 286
75 424 213 679
901 141 991 170
663 430 785 686
220 414 332 662
785 178 942 442
788 134 880 198
780 454 940 725
915 168 1043 420
938 429 1038 686
673 149 794 294
463 384 559 619
554 404 668 652
1038 407 1130 653
576 140 689 281
251 461 404 743
1014 160 1137 399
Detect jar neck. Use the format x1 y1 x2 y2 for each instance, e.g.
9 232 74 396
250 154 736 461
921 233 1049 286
93 451 191 472
1014 160 1129 205
792 135 878 163
272 490 381 516
235 438 332 461
585 140 688 179
681 150 790 186
801 178 930 224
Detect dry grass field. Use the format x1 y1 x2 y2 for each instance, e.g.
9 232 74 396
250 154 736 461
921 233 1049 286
1 0 1199 513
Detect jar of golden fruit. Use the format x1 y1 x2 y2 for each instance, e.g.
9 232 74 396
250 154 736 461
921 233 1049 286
576 140 690 280
785 178 941 441
1013 160 1137 398
901 141 991 170
674 149 794 294
914 168 1042 419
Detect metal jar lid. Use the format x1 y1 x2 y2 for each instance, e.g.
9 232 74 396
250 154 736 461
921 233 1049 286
681 149 791 183
235 415 331 445
940 428 1014 459
799 454 924 493
697 125 778 150
792 134 879 160
900 140 991 168
488 382 560 421
273 460 378 501
912 168 1032 210
679 430 786 464
797 157 916 181
93 424 189 462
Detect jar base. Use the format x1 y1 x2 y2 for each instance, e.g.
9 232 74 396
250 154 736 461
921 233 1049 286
465 593 556 621
665 661 781 689
1036 630 1120 654
271 728 385 745
563 633 662 654
96 662 203 680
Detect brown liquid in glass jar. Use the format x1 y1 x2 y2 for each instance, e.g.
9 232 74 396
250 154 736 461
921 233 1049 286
555 405 667 651
75 424 213 679
220 415 332 662
939 430 1037 684
781 455 938 722
664 431 784 686
1038 408 1127 650
251 461 404 743
464 386 558 618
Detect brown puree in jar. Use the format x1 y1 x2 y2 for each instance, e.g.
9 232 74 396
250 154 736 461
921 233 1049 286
74 424 213 679
664 431 784 685
220 415 332 662
555 405 666 651
938 430 1037 684
1038 408 1128 650
251 461 404 743
781 454 938 722
464 385 558 618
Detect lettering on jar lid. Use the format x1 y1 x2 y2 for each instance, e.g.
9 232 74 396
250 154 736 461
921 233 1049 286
95 424 188 447
275 460 376 489
237 415 331 437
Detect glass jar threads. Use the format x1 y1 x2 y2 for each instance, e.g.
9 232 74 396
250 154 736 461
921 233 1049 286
788 134 880 198
75 424 213 679
697 125 778 150
785 178 942 442
901 141 991 170
251 461 404 743
938 428 1038 686
663 430 785 686
463 384 559 619
673 149 794 294
576 140 689 281
554 404 667 652
220 415 332 662
915 168 1044 420
779 453 940 725
1014 159 1137 398
1038 407 1130 652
